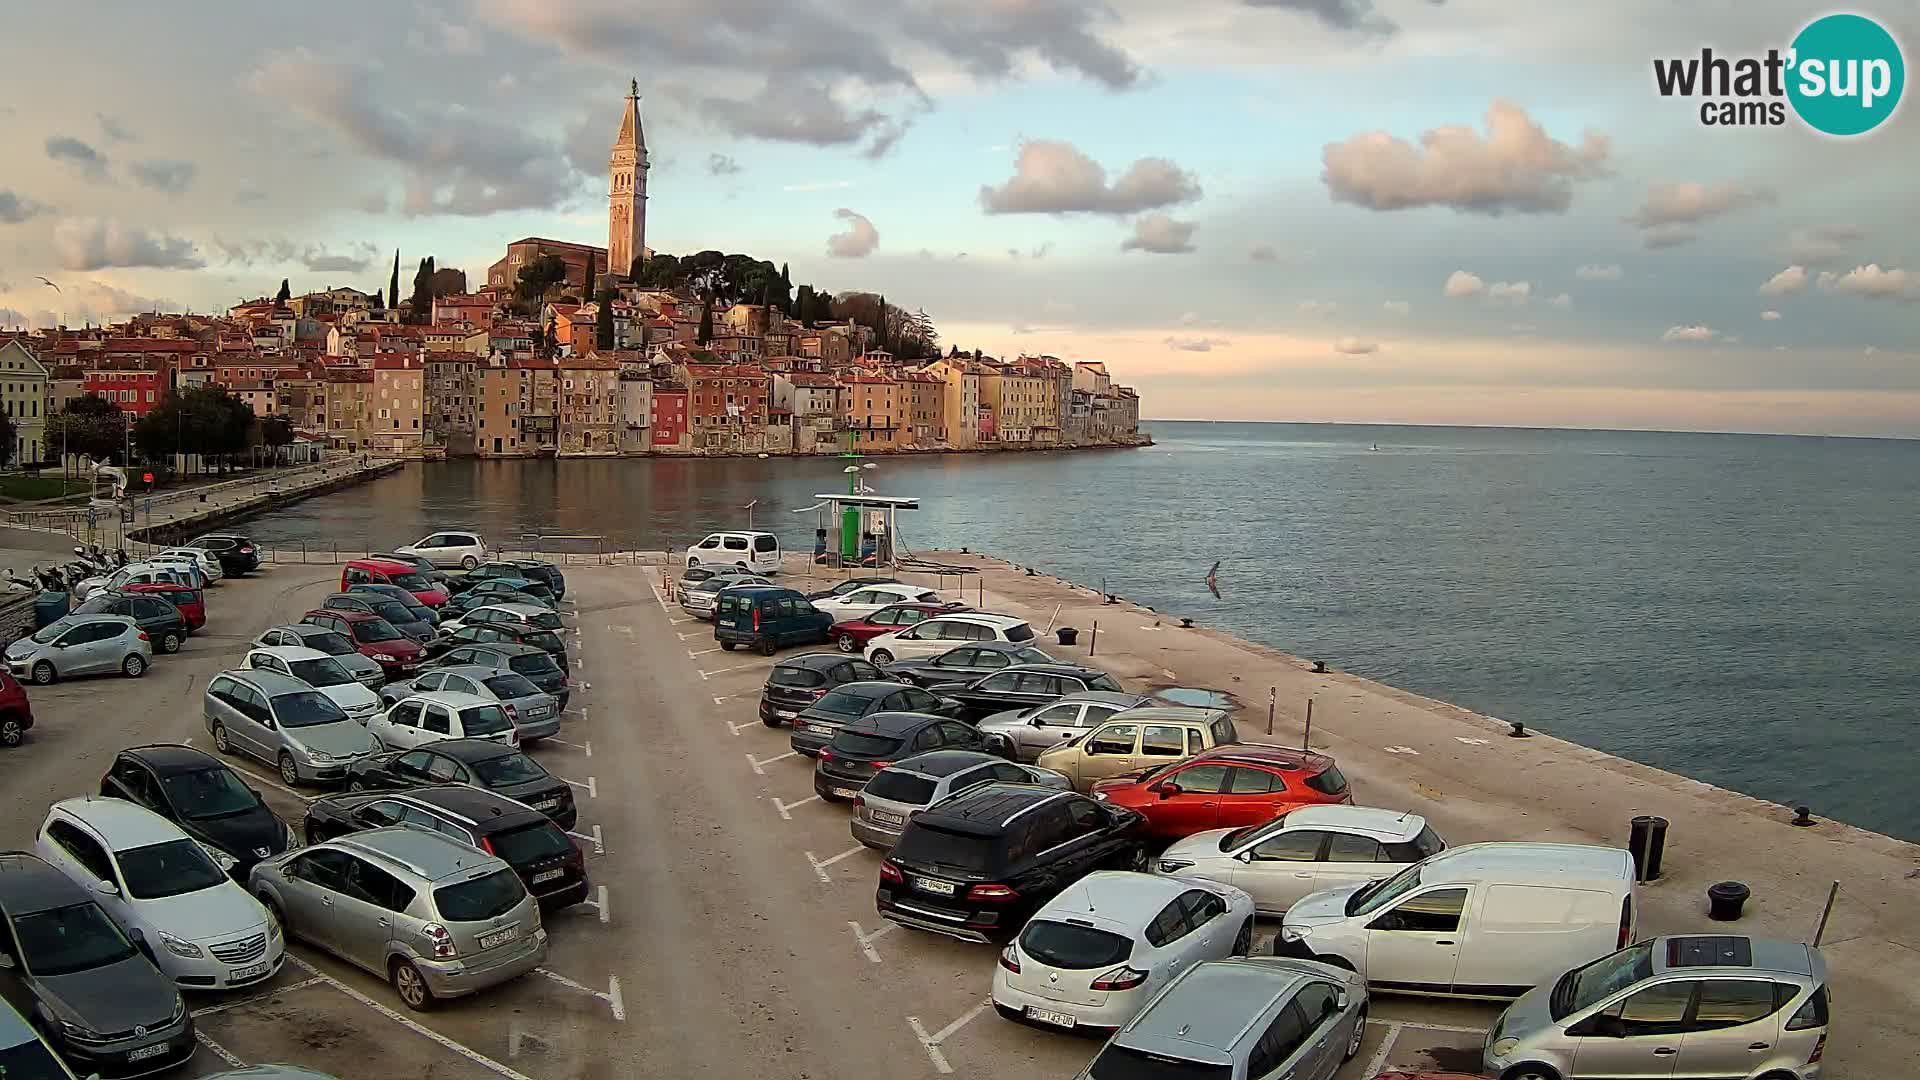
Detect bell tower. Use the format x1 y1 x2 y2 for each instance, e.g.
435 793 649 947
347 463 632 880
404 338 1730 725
609 79 648 282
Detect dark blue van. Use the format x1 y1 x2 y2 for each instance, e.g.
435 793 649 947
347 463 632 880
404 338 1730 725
715 586 833 656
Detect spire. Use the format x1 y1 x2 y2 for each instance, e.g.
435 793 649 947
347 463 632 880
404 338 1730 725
615 78 644 150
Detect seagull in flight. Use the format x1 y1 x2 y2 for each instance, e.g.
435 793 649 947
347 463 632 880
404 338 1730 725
1204 560 1221 599
35 276 60 293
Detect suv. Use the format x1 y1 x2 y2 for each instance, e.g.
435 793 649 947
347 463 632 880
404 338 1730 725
1037 706 1240 791
394 530 489 570
252 624 385 687
0 669 32 749
203 668 384 786
71 590 191 655
827 601 963 654
760 653 884 727
1485 935 1831 1080
4 614 150 684
189 532 260 574
431 641 569 709
443 603 564 636
715 585 833 655
877 783 1149 944
1092 744 1352 840
244 646 384 723
788 681 962 757
814 712 987 802
98 744 295 879
248 826 547 1010
852 751 1067 850
1076 957 1368 1079
300 609 426 678
864 612 1038 666
934 663 1128 721
301 787 589 908
438 622 570 672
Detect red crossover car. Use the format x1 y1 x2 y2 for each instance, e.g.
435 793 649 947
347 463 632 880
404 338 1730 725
1091 744 1352 839
120 582 206 632
299 608 425 677
828 602 967 653
0 669 32 748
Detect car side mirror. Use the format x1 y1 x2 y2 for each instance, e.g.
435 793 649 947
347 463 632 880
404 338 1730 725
1234 849 1254 863
1157 783 1183 799
1029 716 1047 726
94 879 120 897
1333 987 1350 1011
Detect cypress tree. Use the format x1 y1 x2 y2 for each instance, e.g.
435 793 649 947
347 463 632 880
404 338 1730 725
275 279 291 303
387 250 400 311
596 291 615 350
697 300 714 345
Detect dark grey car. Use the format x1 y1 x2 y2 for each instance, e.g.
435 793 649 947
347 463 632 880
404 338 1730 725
430 642 570 711
321 594 435 645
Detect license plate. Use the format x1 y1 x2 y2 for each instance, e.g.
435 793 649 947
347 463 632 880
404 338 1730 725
775 709 797 719
529 707 551 719
832 786 860 799
532 869 564 884
478 926 519 949
532 798 559 810
127 1044 170 1063
1024 1006 1077 1029
872 810 905 827
231 961 272 981
913 876 957 896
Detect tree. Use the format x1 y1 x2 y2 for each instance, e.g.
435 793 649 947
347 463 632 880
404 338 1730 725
902 308 939 359
260 415 294 465
595 291 616 351
135 387 253 473
409 256 436 321
388 249 401 311
778 263 792 313
580 251 597 305
795 285 817 327
696 300 714 345
427 266 467 296
628 254 646 281
275 279 291 303
515 254 569 306
47 395 126 463
0 411 15 467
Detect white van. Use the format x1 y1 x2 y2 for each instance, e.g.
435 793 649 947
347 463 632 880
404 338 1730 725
685 531 781 574
1273 842 1636 1000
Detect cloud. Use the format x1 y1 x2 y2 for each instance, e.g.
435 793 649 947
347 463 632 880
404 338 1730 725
1121 213 1196 254
1332 337 1379 354
51 218 204 270
301 244 379 273
1626 181 1774 228
1661 325 1718 343
1488 280 1531 303
696 78 909 156
1760 310 1782 321
45 136 110 181
1245 0 1416 36
826 208 879 258
1785 224 1864 264
1818 264 1919 301
0 308 27 329
980 140 1200 215
212 237 378 273
1297 300 1338 316
1547 293 1572 310
1443 270 1485 297
1320 100 1609 215
706 153 742 176
1248 244 1278 262
1758 265 1807 296
0 190 51 224
95 113 135 143
1639 224 1697 249
55 279 181 321
1382 300 1410 315
1163 336 1229 352
896 0 1144 90
1575 263 1623 281
128 159 197 194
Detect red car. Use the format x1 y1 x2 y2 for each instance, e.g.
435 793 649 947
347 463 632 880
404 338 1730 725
828 602 968 653
1091 744 1352 839
0 669 32 748
121 582 206 632
299 608 425 677
342 557 449 609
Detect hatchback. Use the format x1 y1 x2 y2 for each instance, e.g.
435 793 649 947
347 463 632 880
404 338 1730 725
151 548 223 584
500 560 565 599
442 603 564 636
120 581 206 633
243 647 384 724
714 585 833 655
98 744 297 880
381 665 560 741
788 681 962 757
445 583 551 616
450 561 542 593
827 601 964 654
430 642 569 710
759 653 884 726
935 663 1128 722
346 582 439 626
251 625 384 688
4 614 150 684
806 575 900 601
880 640 1059 688
993 871 1257 1035
1036 707 1240 791
299 609 425 678
249 826 547 1010
852 751 1068 850
864 613 1038 666
320 593 435 645
203 668 384 786
814 713 988 802
71 591 190 655
1092 745 1353 840
394 530 489 570
0 668 33 749
810 583 943 625
438 623 570 672
1156 806 1447 916
1485 936 1831 1080
370 692 519 751
978 691 1154 763
342 740 576 830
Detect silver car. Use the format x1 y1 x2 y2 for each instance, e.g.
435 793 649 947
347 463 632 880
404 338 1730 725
978 691 1154 762
679 572 770 619
204 668 383 786
252 624 385 688
1077 957 1368 1080
852 750 1069 849
1485 935 1831 1080
380 665 561 741
248 825 547 1010
4 614 150 684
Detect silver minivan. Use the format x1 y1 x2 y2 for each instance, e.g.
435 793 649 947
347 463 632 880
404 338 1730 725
3 614 150 684
248 826 547 1010
204 668 383 786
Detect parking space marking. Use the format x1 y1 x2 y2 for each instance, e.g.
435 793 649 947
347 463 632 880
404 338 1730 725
1364 1020 1403 1077
774 794 821 820
848 919 897 963
687 646 724 658
533 968 626 1022
592 884 609 923
712 690 760 703
190 976 329 1018
225 761 315 803
1384 745 1420 755
700 662 763 680
678 631 705 641
567 824 605 855
748 750 798 775
284 955 536 1080
726 719 761 736
906 998 991 1075
195 1029 246 1068
560 775 598 798
545 736 593 756
805 845 866 883
668 616 695 625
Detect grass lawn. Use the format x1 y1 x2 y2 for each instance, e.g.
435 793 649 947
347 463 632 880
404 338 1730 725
0 473 93 502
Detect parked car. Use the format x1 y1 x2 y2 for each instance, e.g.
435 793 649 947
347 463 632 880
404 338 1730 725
203 668 384 786
826 601 966 654
188 532 260 574
4 614 150 684
853 751 1069 850
499 560 565 599
879 783 1150 944
678 572 769 620
811 583 943 625
299 609 425 679
243 647 384 724
448 561 539 593
933 663 1128 721
71 591 190 656
445 579 554 613
759 653 884 727
393 530 489 570
978 691 1154 763
0 668 32 749
248 826 546 1010
132 557 207 592
120 581 206 634
301 787 589 909
1484 935 1830 1080
788 681 964 757
815 713 988 802
367 552 451 589
678 565 717 588
1074 957 1369 1079
341 740 576 830
346 583 439 627
35 797 283 990
880 640 1059 688
438 623 569 672
369 692 519 751
992 871 1258 1035
98 744 297 880
684 530 781 574
341 559 448 609
714 585 833 655
1092 745 1354 840
0 853 193 1076
320 593 435 645
1036 707 1241 791
440 603 563 636
251 624 384 687
151 548 223 584
1156 806 1446 916
78 563 192 603
1275 842 1639 1000
429 642 569 710
863 612 1039 666
379 665 560 742
806 576 899 601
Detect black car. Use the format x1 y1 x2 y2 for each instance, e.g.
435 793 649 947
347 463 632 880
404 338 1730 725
815 712 987 802
301 786 589 908
877 783 1148 944
806 576 901 602
433 641 570 709
321 592 436 644
71 590 190 654
97 744 294 880
341 739 577 830
760 653 884 727
883 642 1060 688
451 561 550 595
439 623 569 671
930 663 1128 721
789 680 964 758
189 532 260 574
504 560 566 599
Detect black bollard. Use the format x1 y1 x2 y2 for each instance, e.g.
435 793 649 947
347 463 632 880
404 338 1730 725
1628 816 1669 882
1707 880 1751 921
1791 806 1816 827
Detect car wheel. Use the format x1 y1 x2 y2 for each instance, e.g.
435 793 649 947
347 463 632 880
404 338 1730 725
122 654 145 678
348 779 367 792
160 632 181 654
686 556 700 568
391 959 435 1011
1232 917 1253 956
836 633 857 653
762 713 782 728
278 753 300 787
211 722 233 754
30 661 55 686
0 716 22 748
1501 1067 1560 1080
461 555 479 570
720 641 736 652
735 562 749 572
759 638 778 657
1344 1007 1367 1061
870 649 894 665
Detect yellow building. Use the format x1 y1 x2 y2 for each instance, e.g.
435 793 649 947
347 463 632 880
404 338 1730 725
370 355 426 456
0 340 51 464
843 374 906 451
919 358 980 449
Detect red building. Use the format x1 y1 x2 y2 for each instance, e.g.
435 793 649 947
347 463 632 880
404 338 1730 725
650 387 688 447
82 366 166 415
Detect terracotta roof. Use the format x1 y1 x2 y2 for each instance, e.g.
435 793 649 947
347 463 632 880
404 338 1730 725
787 373 840 388
560 354 619 370
372 355 422 370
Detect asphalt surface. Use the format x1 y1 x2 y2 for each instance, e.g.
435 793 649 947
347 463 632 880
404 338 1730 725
0 563 1494 1079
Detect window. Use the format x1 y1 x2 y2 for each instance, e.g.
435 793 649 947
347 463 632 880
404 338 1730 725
1252 829 1325 862
424 755 462 783
1024 805 1075 852
45 821 116 883
1140 725 1186 756
1014 672 1060 695
1292 981 1339 1024
1226 767 1279 794
1691 980 1781 1030
1246 1002 1310 1078
1178 889 1228 927
1611 981 1696 1037
1372 888 1467 933
1167 764 1229 794
344 856 417 913
1143 901 1194 947
1087 724 1137 756
1785 985 1828 1030
423 707 453 735
1212 716 1239 745
979 672 1021 693
1325 834 1388 863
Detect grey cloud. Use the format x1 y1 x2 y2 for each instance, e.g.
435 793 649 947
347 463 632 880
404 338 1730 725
1640 224 1697 249
1332 337 1380 354
129 159 198 194
52 218 204 270
827 208 879 258
0 190 51 224
707 153 743 176
898 0 1143 89
1164 336 1228 351
1321 100 1609 214
62 280 181 321
1122 214 1196 253
1575 263 1623 281
213 237 379 273
1786 224 1864 264
697 79 905 156
1243 0 1422 36
0 308 27 329
45 136 111 181
981 140 1200 215
96 113 135 143
235 186 269 205
1626 181 1773 228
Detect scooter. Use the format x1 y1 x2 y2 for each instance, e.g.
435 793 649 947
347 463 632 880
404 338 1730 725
33 566 67 592
3 569 36 593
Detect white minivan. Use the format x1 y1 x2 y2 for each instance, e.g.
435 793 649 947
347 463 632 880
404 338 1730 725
1273 842 1637 1000
685 531 781 574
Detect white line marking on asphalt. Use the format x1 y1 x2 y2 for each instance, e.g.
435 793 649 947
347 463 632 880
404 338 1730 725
285 955 535 1080
608 976 626 1021
1380 1020 1487 1035
195 1030 246 1068
226 763 314 802
700 662 761 680
678 631 704 640
1455 736 1490 746
687 646 723 658
533 968 625 1022
545 736 593 756
805 845 866 883
567 825 605 855
712 689 759 702
726 719 760 736
594 884 609 923
560 775 597 798
1384 745 1420 755
848 920 897 963
907 998 992 1075
668 616 694 625
774 794 821 820
190 976 328 1017
607 624 632 635
1364 1020 1403 1078
748 750 797 775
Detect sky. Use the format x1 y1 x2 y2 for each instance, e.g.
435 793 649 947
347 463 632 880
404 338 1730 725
0 0 1915 436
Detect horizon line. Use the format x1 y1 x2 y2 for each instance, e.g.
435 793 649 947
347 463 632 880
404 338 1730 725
1139 418 1920 443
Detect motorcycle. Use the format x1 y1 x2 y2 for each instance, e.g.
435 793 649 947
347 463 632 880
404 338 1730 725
3 569 37 593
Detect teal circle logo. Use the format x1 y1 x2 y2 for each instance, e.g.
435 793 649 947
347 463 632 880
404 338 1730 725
1787 13 1906 135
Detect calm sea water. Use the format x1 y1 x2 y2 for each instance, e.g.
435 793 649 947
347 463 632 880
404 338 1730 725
243 423 1920 841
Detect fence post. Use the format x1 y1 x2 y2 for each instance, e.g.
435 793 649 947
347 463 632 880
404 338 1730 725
1266 687 1275 736
1303 697 1314 749
1089 619 1098 657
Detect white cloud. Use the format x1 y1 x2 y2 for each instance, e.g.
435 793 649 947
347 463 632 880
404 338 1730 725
826 208 879 258
1320 100 1610 215
1488 280 1531 304
1443 270 1485 298
1661 325 1719 343
1626 181 1774 228
1818 264 1919 301
1785 224 1864 264
52 218 204 270
1758 265 1808 296
1547 292 1572 309
980 140 1200 215
1332 337 1379 354
1575 263 1623 281
1382 300 1410 315
1163 335 1229 352
1121 213 1196 254
1297 299 1338 316
1760 310 1782 321
1177 311 1199 325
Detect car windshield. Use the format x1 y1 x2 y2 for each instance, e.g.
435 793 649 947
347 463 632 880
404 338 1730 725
521 631 565 652
432 868 526 922
73 596 115 614
1087 674 1124 692
863 770 937 805
161 767 261 820
271 690 350 729
0 1037 70 1079
1012 646 1053 665
29 623 67 644
390 572 431 591
813 691 876 718
368 601 417 624
350 619 404 644
829 731 904 757
471 752 549 786
1347 860 1424 916
483 673 541 699
303 631 357 657
523 611 563 630
459 705 512 736
1553 941 1655 1020
1020 920 1134 969
508 654 561 678
1220 813 1293 852
890 824 1000 874
1088 1046 1229 1080
288 657 354 688
116 838 229 900
489 820 572 864
770 665 826 689
13 902 138 976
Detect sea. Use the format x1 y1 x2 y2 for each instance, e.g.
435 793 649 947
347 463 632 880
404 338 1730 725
241 422 1920 842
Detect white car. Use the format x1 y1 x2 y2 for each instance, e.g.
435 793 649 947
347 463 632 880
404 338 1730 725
243 646 384 724
74 562 195 601
1154 806 1448 916
368 690 519 750
394 529 488 570
684 530 782 574
864 613 1039 666
812 583 943 625
152 548 224 584
991 871 1255 1034
35 797 283 990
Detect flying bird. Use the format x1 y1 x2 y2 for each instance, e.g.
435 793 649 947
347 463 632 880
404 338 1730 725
35 276 60 293
1204 560 1221 599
